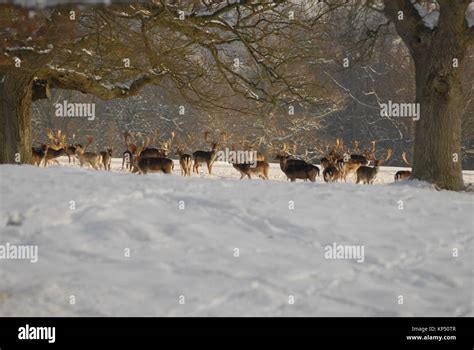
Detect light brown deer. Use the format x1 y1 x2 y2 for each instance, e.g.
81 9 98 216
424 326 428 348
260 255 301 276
231 143 269 180
76 136 102 170
192 131 226 175
43 129 66 167
356 148 392 184
242 136 265 161
394 151 412 181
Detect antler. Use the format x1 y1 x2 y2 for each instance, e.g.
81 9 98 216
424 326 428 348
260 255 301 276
371 140 376 154
220 131 228 144
352 140 360 153
402 151 410 166
384 148 393 162
153 129 158 148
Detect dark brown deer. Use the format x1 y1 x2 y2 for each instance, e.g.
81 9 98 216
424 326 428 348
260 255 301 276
32 145 46 166
140 131 175 159
356 148 392 184
322 162 343 183
100 148 113 171
394 151 412 181
275 144 319 182
192 131 225 175
64 134 78 164
136 157 174 174
176 142 192 176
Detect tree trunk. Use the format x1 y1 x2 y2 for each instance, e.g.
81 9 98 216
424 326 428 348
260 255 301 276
411 44 467 191
0 71 34 164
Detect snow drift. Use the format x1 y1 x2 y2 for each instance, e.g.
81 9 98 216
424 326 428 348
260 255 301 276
0 161 472 316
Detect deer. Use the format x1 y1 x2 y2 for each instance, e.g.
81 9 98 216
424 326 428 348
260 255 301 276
129 134 174 175
322 160 343 183
230 143 269 180
192 131 226 175
32 145 46 166
241 136 265 161
140 130 175 159
64 134 79 164
356 148 392 184
175 140 192 176
100 148 113 171
275 143 319 182
394 150 412 181
42 129 66 167
32 131 58 166
75 135 102 170
340 140 375 182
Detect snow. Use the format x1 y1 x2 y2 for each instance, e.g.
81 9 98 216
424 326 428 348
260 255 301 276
0 158 472 316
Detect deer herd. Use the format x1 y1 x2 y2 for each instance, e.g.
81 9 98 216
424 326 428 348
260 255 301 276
32 130 412 184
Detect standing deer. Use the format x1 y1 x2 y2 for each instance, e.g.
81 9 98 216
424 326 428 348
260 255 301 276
76 136 102 170
322 161 343 183
100 148 113 171
275 144 319 182
356 149 392 184
231 143 269 180
140 131 175 159
43 129 66 167
394 151 412 181
64 134 79 164
176 142 192 176
129 134 174 175
192 131 226 175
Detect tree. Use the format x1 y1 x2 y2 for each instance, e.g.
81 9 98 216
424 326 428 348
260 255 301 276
1 1 337 164
381 0 473 190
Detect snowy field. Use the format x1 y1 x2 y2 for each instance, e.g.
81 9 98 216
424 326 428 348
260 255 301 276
0 157 473 316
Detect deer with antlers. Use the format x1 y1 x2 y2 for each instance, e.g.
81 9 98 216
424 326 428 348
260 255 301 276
63 134 80 164
231 143 269 180
192 131 225 175
394 151 412 181
356 148 392 184
126 132 174 175
275 143 319 182
139 130 175 159
41 129 67 167
75 136 102 170
241 136 265 162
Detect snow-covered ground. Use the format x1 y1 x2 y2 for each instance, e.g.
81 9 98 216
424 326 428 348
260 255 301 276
0 157 472 316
